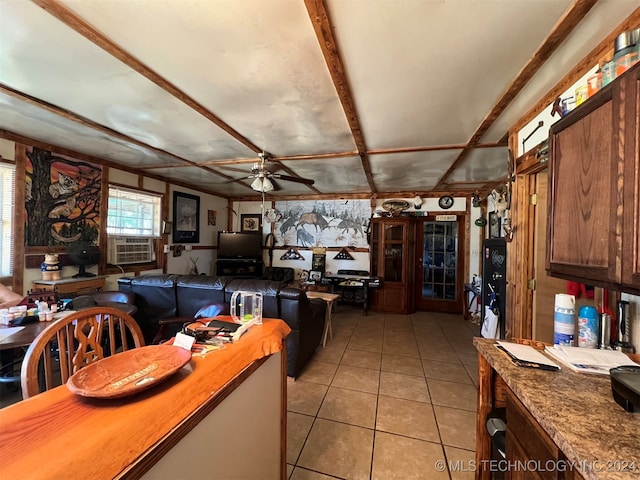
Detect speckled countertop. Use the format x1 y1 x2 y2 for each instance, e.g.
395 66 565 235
474 338 640 480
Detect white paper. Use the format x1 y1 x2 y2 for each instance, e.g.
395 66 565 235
173 332 195 351
497 341 560 369
545 345 639 375
0 326 25 340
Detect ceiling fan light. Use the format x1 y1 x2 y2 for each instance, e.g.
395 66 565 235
262 177 274 192
251 177 263 191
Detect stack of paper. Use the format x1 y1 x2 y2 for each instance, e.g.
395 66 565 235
497 341 561 371
545 345 639 375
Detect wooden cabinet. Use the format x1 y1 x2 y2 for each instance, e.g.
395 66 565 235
369 217 416 314
547 62 640 294
215 259 263 278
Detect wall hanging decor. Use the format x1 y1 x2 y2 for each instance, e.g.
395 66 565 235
280 248 304 261
241 213 262 232
274 200 369 248
25 146 102 248
173 192 200 243
334 248 355 260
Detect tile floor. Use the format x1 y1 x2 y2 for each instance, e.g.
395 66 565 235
287 305 480 480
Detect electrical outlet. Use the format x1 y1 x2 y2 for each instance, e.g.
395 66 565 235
185 245 192 251
163 245 170 254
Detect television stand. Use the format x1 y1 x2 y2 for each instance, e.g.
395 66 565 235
216 259 263 278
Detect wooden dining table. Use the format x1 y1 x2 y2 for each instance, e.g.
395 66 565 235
0 321 49 351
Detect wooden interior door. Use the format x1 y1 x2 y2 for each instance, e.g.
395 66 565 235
532 171 566 343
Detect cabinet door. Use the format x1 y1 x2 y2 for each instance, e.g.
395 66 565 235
621 66 640 290
547 89 620 286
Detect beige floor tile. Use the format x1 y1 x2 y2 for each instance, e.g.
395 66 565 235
464 363 478 387
287 411 315 464
331 364 380 394
418 343 463 364
297 360 339 385
456 351 480 366
372 432 449 480
444 446 476 480
376 395 440 443
287 380 329 416
341 348 382 370
317 386 378 428
382 339 420 357
290 466 340 479
381 353 424 377
428 379 478 411
379 371 430 403
423 359 473 384
434 406 477 451
312 344 345 364
287 463 294 479
297 418 374 480
347 335 383 353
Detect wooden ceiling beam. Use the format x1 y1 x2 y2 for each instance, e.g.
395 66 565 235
0 83 245 187
32 0 262 155
513 6 640 133
435 0 598 189
304 0 376 193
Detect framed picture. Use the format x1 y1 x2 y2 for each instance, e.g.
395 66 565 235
489 212 501 239
309 270 322 282
173 191 200 243
241 214 261 232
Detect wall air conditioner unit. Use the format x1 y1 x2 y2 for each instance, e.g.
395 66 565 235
108 236 155 265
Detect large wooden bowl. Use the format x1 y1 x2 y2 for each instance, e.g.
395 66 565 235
67 345 192 399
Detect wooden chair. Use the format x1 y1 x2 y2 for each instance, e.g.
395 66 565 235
20 307 144 399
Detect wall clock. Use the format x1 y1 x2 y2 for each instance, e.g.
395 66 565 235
438 195 454 209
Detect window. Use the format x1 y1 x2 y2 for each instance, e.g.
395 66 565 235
107 186 162 237
0 163 15 277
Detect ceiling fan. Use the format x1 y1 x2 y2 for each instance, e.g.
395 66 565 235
247 152 315 192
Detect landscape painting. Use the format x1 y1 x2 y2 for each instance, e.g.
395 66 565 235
273 200 370 248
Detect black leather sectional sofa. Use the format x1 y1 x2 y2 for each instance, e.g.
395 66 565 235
117 274 326 378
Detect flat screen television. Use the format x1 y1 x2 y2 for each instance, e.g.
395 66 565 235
217 232 262 259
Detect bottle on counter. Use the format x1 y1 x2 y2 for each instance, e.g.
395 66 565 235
554 293 576 346
577 305 598 348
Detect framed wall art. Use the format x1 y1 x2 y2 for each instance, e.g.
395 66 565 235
241 214 261 233
173 192 200 243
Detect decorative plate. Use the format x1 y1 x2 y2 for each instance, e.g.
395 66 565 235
438 195 454 209
66 344 192 399
381 199 410 215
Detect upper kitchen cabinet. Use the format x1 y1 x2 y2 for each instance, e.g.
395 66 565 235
547 62 640 294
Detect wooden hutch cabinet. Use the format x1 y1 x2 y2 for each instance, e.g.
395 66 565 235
369 216 416 314
547 61 640 294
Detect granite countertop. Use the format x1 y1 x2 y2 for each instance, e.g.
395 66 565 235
474 338 640 480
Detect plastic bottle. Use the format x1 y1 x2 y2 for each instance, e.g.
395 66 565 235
577 305 598 348
554 294 576 346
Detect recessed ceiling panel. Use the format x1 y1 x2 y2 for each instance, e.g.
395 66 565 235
370 150 462 192
58 0 356 156
327 0 572 149
0 92 180 167
482 0 638 142
448 147 508 183
279 157 370 194
0 0 255 161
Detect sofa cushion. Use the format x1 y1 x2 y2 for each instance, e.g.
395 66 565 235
126 274 180 343
176 275 232 317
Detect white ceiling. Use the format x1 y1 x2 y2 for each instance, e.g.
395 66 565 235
0 0 637 199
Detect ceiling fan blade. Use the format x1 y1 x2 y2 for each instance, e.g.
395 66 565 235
271 173 315 186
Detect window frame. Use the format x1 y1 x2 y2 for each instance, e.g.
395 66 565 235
107 185 163 239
